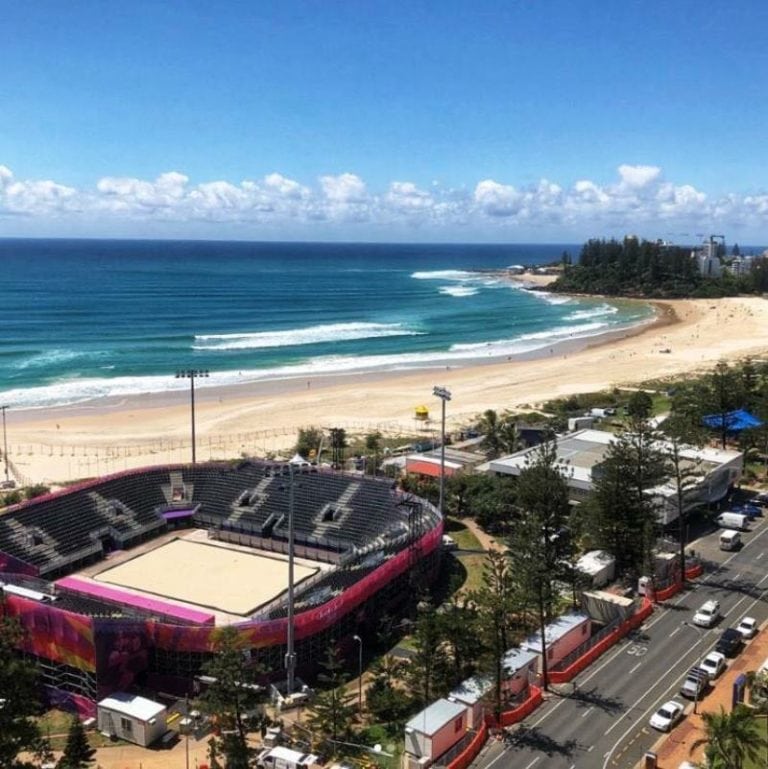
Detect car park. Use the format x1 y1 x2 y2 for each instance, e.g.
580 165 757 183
736 616 758 639
715 628 743 657
698 651 727 679
693 600 721 627
680 668 709 699
649 700 685 731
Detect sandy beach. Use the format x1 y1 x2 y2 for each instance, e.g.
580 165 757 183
4 291 768 486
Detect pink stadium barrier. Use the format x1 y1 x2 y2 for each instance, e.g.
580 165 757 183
56 576 216 625
0 549 38 576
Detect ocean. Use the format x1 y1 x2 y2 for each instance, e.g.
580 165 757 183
0 239 652 410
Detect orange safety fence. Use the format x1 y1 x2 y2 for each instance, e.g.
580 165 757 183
445 721 488 769
549 598 653 684
496 686 544 728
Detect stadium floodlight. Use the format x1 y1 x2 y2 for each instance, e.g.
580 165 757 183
432 387 451 517
174 370 209 465
0 406 8 485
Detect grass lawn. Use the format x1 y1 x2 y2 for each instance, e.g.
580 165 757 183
36 709 116 751
444 518 483 550
456 553 488 595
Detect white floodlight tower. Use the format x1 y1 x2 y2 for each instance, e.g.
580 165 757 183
432 386 451 517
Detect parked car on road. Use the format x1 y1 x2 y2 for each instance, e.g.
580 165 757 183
736 616 758 639
699 651 727 679
730 503 762 519
650 700 685 731
753 491 768 506
693 600 721 627
680 668 709 699
715 628 743 657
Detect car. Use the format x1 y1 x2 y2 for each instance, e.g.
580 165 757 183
736 616 758 639
699 651 727 679
441 535 458 551
693 600 721 627
650 700 685 731
731 503 762 519
753 491 768 506
680 668 709 699
715 628 743 657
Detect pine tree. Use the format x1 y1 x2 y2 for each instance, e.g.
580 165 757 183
306 646 357 754
404 600 452 708
56 716 95 769
199 626 265 766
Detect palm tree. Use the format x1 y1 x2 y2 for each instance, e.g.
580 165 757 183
479 410 519 459
690 705 767 769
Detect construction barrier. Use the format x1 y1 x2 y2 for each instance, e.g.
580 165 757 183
446 721 488 769
496 686 544 728
653 563 704 602
549 598 653 684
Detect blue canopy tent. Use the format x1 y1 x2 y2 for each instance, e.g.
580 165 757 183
702 409 763 432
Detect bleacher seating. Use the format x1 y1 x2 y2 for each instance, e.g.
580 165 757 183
0 461 423 580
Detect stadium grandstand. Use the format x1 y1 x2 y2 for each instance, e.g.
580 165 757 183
0 460 443 716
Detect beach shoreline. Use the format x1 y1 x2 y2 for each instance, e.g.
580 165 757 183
4 294 767 486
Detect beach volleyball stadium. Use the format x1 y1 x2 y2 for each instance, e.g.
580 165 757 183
0 461 442 715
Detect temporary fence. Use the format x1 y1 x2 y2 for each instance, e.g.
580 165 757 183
444 721 489 769
493 685 544 729
548 598 654 684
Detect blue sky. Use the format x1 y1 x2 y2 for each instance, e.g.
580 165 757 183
2 0 768 242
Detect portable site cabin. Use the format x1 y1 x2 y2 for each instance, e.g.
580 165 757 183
448 676 490 729
501 647 539 696
404 698 467 768
97 693 167 747
576 550 616 588
522 612 591 667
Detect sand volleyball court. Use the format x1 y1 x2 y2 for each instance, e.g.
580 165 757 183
93 537 319 616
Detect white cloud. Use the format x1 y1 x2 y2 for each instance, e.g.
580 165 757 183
617 164 662 188
319 173 367 203
0 162 765 238
474 179 522 217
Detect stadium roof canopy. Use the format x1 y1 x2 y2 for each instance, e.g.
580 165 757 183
702 409 763 432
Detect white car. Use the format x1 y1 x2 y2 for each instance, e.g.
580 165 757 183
699 651 727 679
736 616 758 639
693 600 721 628
650 700 685 732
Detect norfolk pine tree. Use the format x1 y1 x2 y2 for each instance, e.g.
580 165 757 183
56 716 95 769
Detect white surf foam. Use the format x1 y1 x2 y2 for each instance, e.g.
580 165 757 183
193 322 421 351
564 304 619 321
438 285 479 297
411 270 473 280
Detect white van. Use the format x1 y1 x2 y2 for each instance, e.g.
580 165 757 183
258 747 318 769
717 512 749 531
720 530 742 550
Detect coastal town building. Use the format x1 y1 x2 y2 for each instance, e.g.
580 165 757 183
484 428 743 525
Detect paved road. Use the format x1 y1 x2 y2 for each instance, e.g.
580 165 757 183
474 515 768 769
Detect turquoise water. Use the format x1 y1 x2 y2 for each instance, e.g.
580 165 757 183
0 239 652 409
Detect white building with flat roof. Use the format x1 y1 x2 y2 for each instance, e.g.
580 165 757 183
485 429 743 525
97 693 167 747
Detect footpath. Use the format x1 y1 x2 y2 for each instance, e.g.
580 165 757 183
648 619 768 769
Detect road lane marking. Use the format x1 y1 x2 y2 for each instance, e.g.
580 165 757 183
588 746 595 752
523 758 541 769
582 706 594 718
628 662 642 674
603 578 768 769
669 626 681 636
757 551 764 560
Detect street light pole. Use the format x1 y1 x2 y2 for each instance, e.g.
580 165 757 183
0 405 9 484
286 461 297 696
353 634 363 715
432 387 451 517
175 370 209 464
